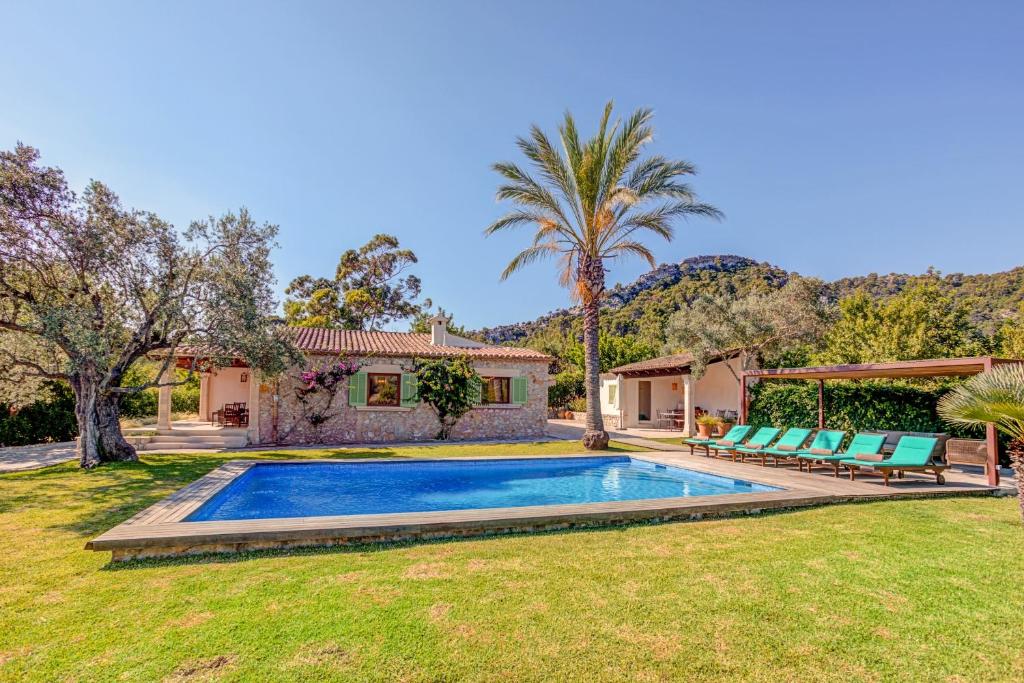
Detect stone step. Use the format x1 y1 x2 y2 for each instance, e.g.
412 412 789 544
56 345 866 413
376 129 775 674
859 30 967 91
140 438 247 450
155 428 247 437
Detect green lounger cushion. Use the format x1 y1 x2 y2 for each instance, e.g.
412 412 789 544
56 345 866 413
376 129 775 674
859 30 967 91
838 435 939 468
794 430 846 456
684 425 751 446
797 433 884 462
753 428 813 456
722 427 782 453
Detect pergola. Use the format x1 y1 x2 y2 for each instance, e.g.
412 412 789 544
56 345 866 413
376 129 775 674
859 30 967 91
739 356 1023 486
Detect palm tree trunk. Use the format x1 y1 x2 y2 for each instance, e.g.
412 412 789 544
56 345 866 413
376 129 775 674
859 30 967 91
1009 439 1024 523
580 256 609 450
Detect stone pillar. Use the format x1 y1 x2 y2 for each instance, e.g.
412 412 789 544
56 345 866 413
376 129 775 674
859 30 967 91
682 374 695 436
615 374 624 430
198 373 210 422
157 365 174 431
246 370 260 445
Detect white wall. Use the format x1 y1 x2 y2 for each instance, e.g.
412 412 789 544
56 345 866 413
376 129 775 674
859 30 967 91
599 357 742 428
693 358 741 417
603 375 686 427
208 367 251 416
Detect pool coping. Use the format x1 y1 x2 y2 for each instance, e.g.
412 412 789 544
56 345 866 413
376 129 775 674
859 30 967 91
87 452 1004 561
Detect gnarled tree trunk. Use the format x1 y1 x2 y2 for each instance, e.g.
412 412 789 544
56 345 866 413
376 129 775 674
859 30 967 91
580 255 609 450
70 372 137 468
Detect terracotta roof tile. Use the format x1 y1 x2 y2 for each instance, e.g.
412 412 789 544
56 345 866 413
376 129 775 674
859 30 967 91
286 328 551 361
609 353 697 375
609 350 738 375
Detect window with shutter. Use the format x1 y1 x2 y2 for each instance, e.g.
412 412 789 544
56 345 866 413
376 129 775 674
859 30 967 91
470 376 482 404
348 372 367 407
400 373 418 407
512 376 528 405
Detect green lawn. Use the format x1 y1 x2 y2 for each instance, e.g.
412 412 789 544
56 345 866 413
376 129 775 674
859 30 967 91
1 442 1023 682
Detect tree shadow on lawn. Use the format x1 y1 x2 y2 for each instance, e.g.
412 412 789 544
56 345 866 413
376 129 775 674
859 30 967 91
8 449 411 539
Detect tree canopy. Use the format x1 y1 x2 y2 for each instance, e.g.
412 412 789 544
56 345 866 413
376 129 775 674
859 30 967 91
284 233 428 330
0 144 296 466
663 278 832 380
562 334 658 374
814 283 988 365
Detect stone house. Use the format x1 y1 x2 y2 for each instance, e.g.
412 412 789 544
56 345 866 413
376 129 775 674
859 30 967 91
157 316 551 446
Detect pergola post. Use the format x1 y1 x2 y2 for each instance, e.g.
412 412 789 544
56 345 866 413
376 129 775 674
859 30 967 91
739 372 748 425
985 423 1000 486
982 357 1000 486
817 379 825 429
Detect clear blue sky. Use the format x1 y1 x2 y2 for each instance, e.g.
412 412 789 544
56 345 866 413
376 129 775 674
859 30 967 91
2 1 1022 329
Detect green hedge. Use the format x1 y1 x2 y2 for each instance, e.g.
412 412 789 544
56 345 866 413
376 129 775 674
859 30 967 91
119 372 200 418
747 380 981 438
0 382 78 447
548 370 584 408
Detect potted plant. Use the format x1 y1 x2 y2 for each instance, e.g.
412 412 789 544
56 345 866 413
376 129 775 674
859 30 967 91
714 418 734 437
696 414 720 439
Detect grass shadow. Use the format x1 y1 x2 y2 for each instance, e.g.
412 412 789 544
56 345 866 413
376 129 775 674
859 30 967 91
97 495 928 571
35 450 415 539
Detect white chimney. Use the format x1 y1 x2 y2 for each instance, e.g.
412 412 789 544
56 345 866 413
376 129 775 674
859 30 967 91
429 314 449 346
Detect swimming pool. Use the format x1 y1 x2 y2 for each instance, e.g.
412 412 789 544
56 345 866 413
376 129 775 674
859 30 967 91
186 456 780 522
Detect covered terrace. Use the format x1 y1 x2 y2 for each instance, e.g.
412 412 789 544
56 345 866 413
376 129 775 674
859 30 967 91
739 356 1024 486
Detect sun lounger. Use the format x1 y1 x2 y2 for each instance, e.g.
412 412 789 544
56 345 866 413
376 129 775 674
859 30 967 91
796 432 883 476
838 435 946 485
683 425 752 456
708 426 781 462
733 427 813 466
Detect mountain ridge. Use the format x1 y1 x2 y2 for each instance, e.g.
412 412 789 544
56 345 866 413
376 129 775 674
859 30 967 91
476 254 1024 346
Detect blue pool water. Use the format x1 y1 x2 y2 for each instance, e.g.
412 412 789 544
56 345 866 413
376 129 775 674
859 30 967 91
186 457 780 522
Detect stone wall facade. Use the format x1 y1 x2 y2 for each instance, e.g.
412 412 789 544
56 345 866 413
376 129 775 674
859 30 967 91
257 355 549 445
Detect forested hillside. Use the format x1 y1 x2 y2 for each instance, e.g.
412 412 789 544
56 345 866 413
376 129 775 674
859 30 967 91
478 255 1024 352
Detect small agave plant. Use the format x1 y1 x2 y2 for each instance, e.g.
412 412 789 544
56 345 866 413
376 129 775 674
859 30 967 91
938 364 1024 522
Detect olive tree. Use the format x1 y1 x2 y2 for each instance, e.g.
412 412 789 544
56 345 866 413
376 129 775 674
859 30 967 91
0 144 296 468
663 278 832 381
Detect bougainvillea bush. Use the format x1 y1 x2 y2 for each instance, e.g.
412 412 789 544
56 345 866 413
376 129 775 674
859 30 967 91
291 357 360 440
414 356 479 440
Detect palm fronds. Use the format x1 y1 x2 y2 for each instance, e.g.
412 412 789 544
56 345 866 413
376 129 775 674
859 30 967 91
486 100 720 293
938 364 1024 442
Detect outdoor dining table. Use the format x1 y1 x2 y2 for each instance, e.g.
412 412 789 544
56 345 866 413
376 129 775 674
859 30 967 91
661 410 687 429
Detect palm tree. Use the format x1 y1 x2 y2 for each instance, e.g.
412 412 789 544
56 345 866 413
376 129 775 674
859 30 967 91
486 102 721 449
938 364 1024 521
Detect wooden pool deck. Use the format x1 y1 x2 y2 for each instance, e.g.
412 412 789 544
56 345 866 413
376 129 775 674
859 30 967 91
87 451 1013 561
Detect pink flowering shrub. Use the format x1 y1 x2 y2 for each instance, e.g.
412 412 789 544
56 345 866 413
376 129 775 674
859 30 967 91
291 356 360 438
298 359 360 393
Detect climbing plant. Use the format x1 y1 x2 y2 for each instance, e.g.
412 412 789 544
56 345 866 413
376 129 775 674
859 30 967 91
290 356 361 441
414 356 479 440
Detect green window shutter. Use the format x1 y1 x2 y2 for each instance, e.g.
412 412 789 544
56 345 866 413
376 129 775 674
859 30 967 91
470 376 482 405
348 372 367 407
512 376 528 405
400 373 418 407
608 384 617 406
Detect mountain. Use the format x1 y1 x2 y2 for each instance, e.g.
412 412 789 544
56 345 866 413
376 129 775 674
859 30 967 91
476 255 1024 348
